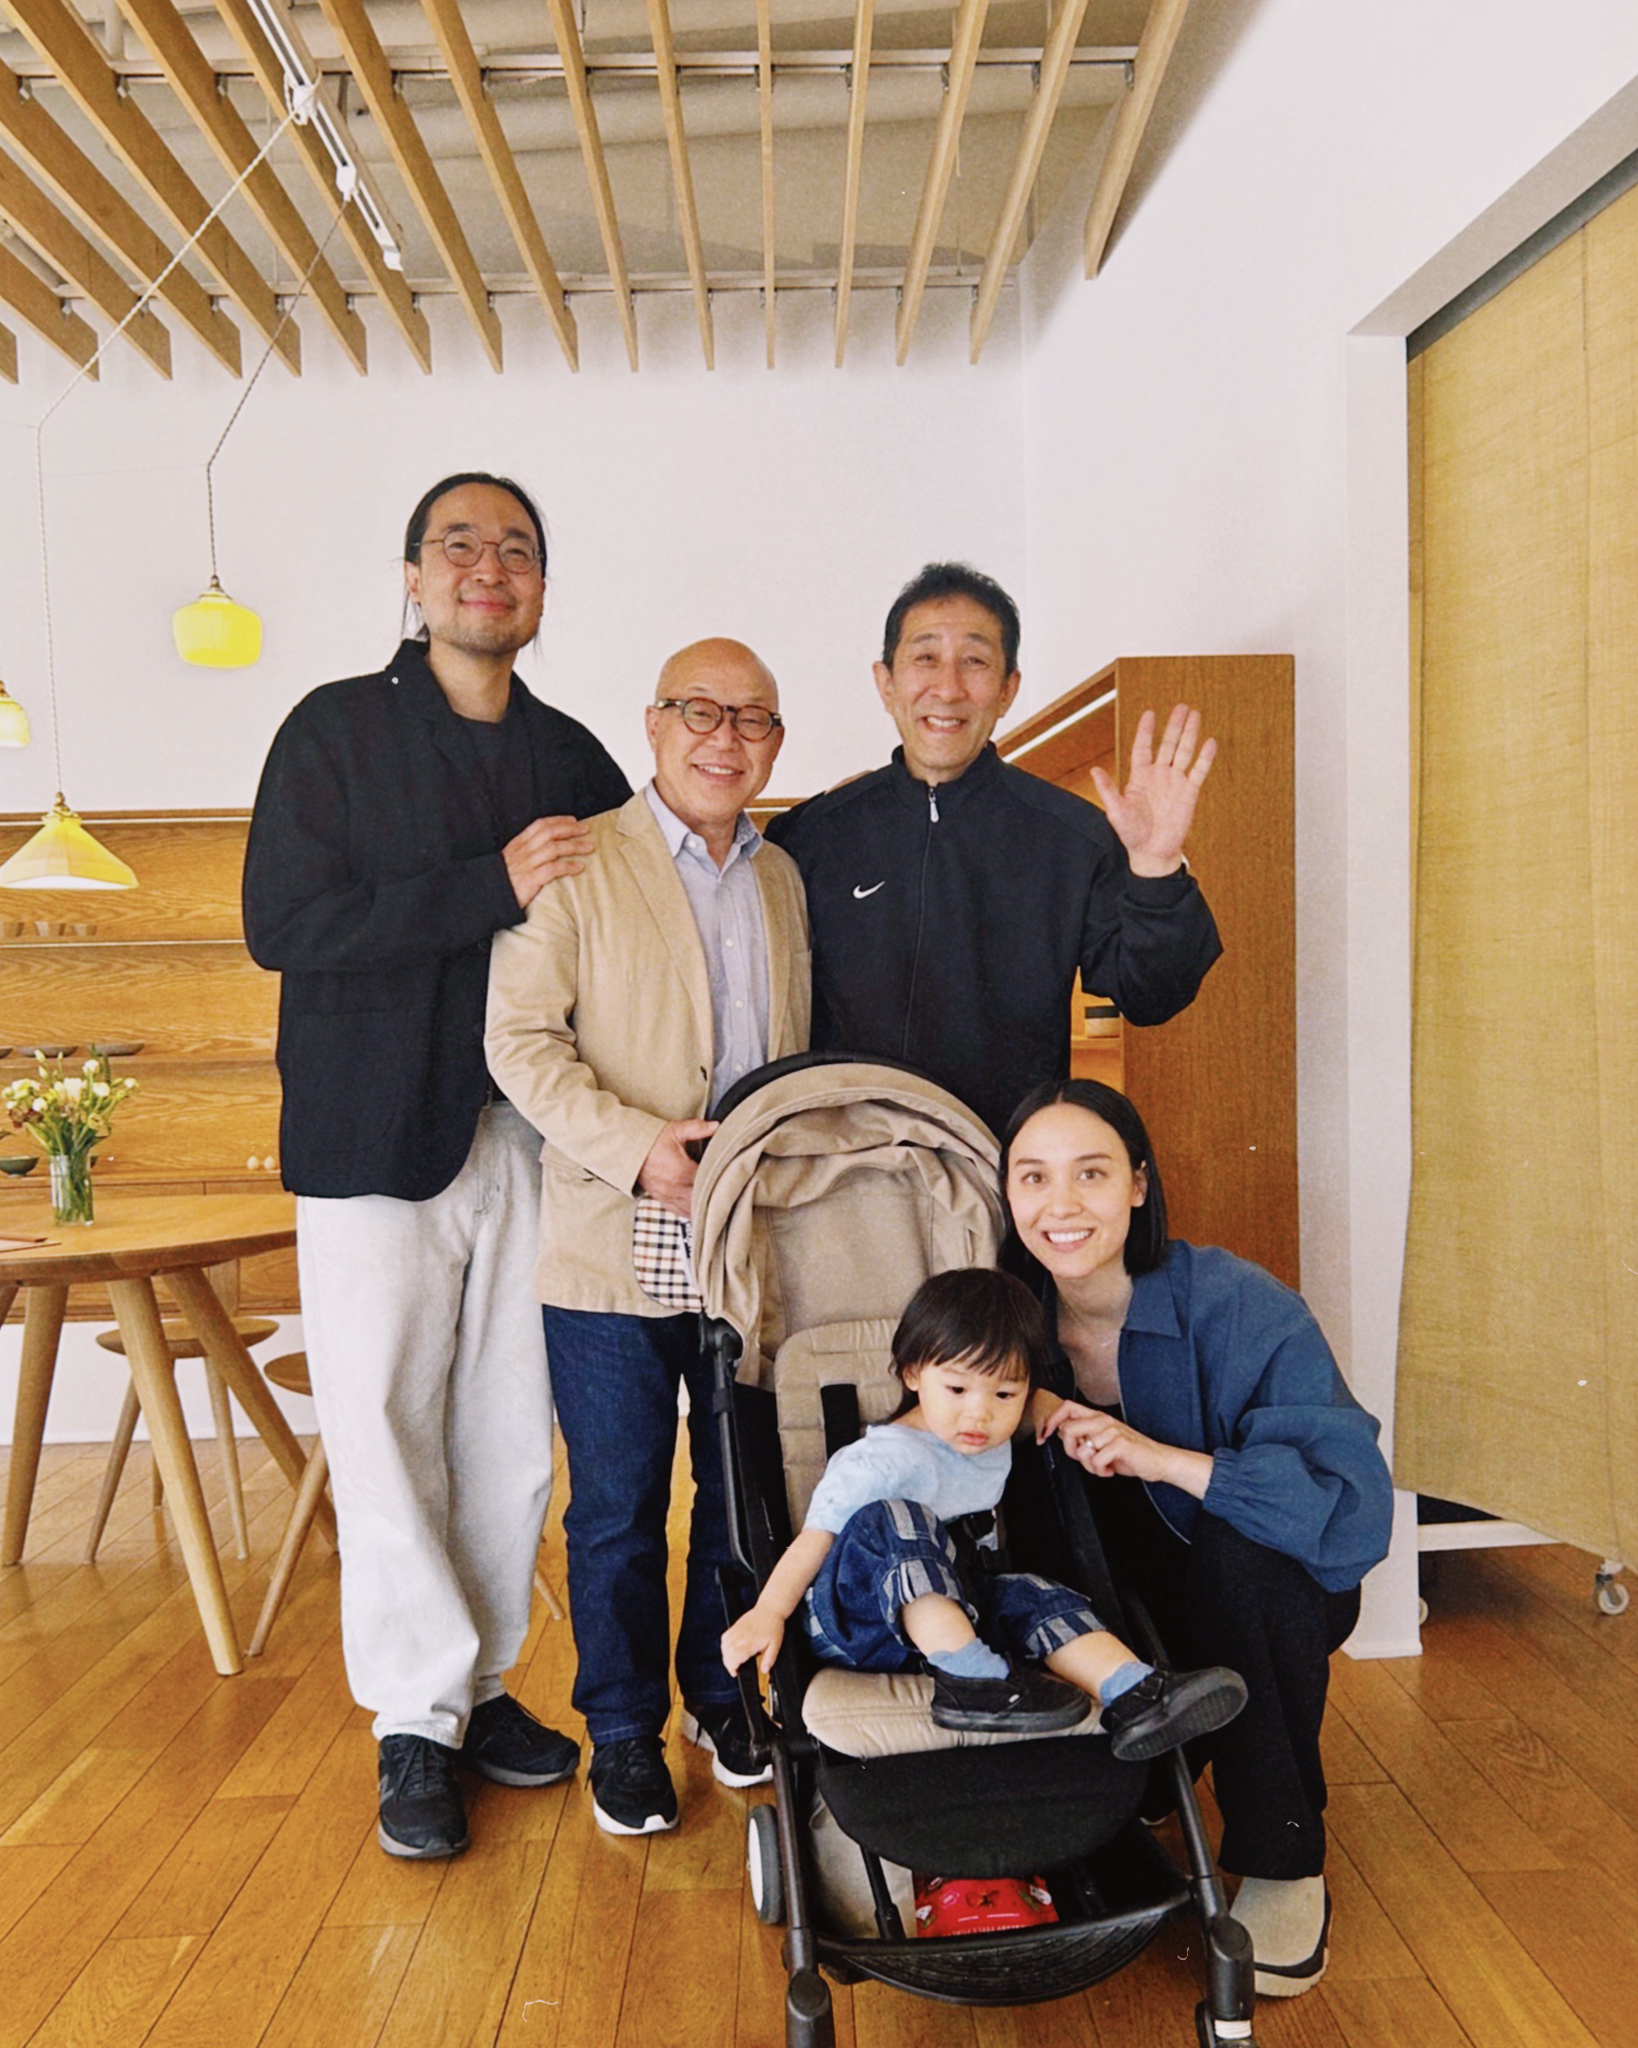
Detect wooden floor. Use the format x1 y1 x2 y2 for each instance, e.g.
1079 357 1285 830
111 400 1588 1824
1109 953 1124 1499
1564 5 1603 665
1 1433 1635 2048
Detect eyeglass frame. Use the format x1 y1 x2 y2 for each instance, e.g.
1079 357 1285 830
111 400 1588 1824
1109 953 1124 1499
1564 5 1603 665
653 696 784 740
415 528 544 575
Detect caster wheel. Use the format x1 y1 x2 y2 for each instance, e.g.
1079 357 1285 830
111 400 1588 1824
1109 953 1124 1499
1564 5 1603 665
1417 1597 1429 1626
1596 1576 1629 1617
1195 2001 1258 2046
748 1803 785 1925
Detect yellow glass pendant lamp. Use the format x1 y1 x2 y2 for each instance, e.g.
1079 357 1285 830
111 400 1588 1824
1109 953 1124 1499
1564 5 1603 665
0 793 137 890
0 676 29 746
172 576 263 668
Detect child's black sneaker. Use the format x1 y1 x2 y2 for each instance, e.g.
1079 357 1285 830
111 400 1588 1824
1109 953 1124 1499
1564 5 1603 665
928 1662 1093 1735
1099 1666 1247 1762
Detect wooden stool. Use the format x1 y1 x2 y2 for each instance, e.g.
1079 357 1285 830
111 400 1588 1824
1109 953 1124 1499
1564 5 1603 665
85 1259 277 1564
247 1350 568 1658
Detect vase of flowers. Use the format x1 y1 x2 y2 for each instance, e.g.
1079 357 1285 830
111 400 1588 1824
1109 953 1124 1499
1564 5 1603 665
3 1055 139 1227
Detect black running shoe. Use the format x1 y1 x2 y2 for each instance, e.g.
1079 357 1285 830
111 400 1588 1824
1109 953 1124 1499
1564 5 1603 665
589 1736 679 1836
1099 1666 1248 1763
458 1694 581 1787
681 1701 772 1787
378 1734 469 1859
928 1662 1093 1735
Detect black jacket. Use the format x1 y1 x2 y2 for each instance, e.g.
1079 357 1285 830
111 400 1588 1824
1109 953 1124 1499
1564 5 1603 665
243 640 631 1199
765 745 1221 1136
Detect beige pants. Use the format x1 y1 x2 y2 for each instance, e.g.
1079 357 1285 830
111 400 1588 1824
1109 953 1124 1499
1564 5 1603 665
297 1103 551 1745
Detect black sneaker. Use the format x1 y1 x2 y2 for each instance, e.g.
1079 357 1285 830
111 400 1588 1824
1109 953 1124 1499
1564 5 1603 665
378 1734 469 1859
589 1736 679 1836
680 1701 772 1788
458 1694 581 1787
928 1662 1093 1735
1099 1666 1248 1763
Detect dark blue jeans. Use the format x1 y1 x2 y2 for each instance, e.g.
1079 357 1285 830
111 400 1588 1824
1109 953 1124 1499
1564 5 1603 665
803 1497 1105 1671
542 1307 738 1746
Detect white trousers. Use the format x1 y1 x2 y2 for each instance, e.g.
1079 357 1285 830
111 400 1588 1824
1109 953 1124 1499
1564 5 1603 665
296 1103 551 1745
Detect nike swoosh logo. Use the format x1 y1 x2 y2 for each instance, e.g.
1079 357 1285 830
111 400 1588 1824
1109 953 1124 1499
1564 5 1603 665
853 882 886 899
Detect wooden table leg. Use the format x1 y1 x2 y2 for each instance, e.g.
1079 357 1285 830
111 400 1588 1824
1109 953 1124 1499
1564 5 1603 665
168 1266 337 1547
108 1276 243 1676
3 1282 67 1565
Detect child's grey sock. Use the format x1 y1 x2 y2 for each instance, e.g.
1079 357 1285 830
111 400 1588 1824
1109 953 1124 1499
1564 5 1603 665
1097 1659 1155 1704
928 1639 1009 1679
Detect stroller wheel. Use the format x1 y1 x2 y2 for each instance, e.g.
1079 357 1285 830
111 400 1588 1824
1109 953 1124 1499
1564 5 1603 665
748 1802 785 1925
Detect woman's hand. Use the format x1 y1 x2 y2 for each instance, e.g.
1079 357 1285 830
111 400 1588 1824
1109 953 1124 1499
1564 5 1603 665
1038 1399 1213 1498
722 1603 786 1676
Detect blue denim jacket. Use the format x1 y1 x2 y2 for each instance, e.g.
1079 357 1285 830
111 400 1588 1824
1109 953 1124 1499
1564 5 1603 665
1055 1242 1393 1593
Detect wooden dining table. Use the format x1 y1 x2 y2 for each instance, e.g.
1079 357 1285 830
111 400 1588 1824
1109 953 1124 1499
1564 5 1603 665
0 1189 331 1675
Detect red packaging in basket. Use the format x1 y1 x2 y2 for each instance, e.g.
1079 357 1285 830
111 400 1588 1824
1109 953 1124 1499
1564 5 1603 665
912 1874 1059 1936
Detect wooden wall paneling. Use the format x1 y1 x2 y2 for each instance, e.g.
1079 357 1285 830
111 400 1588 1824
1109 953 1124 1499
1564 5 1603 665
1114 655 1297 1285
1001 655 1298 1289
0 809 292 1317
0 815 250 939
0 955 275 1059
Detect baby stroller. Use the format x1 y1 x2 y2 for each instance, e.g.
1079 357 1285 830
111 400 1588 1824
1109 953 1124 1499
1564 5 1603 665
692 1058 1260 2048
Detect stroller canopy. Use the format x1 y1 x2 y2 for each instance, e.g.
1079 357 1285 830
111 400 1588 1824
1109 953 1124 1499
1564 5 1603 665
692 1060 1004 1385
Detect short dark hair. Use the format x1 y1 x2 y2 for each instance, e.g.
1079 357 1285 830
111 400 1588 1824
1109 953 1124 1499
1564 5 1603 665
403 471 549 570
881 562 1021 677
999 1079 1170 1278
890 1268 1054 1406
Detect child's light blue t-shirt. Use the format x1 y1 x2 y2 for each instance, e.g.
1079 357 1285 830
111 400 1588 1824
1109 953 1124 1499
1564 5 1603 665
803 1423 1012 1535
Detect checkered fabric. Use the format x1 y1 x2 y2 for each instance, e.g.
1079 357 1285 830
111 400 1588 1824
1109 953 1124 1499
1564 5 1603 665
632 1196 702 1310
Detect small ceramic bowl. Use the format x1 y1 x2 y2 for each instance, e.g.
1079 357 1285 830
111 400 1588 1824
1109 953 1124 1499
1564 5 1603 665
0 1156 39 1176
88 1041 144 1058
21 1045 76 1060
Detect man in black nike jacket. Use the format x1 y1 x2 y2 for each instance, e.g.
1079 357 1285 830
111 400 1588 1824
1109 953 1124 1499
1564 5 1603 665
765 562 1221 1137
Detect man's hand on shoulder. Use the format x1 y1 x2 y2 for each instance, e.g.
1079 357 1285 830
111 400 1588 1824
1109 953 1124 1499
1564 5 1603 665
1090 702 1217 878
504 815 595 909
638 1118 719 1217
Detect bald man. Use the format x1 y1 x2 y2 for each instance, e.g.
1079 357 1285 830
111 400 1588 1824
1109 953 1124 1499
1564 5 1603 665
487 639 810 1836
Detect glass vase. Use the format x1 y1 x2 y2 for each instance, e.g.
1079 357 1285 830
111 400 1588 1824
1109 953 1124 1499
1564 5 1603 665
49 1149 94 1227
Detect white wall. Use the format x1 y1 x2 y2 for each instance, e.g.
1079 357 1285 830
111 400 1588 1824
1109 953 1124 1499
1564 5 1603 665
1015 0 1638 1652
1 286 1024 1443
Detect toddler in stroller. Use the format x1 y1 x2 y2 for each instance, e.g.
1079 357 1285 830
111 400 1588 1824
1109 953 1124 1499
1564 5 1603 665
693 1058 1273 2047
722 1267 1247 1761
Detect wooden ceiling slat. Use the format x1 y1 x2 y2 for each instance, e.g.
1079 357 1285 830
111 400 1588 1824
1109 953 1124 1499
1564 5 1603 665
756 0 774 368
0 151 172 376
0 319 16 383
969 0 1090 362
834 0 875 367
210 0 430 373
895 0 989 365
646 0 714 369
543 0 636 368
1083 0 1193 275
0 240 99 372
419 0 577 370
0 55 241 376
113 0 366 372
4 0 297 371
313 0 503 370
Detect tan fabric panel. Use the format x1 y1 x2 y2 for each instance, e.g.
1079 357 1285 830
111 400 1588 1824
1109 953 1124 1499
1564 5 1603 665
1398 194 1636 1561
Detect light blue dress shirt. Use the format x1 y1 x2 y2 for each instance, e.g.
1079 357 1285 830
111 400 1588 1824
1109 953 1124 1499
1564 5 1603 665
645 782 772 1112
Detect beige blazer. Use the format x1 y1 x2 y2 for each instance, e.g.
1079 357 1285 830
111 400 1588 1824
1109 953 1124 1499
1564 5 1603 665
485 792 811 1313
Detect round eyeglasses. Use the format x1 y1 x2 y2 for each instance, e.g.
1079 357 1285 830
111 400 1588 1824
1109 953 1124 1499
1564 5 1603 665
655 697 783 741
420 529 542 574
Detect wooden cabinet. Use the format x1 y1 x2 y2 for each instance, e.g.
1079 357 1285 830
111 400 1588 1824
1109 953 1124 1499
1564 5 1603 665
998 656 1298 1289
0 810 294 1316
